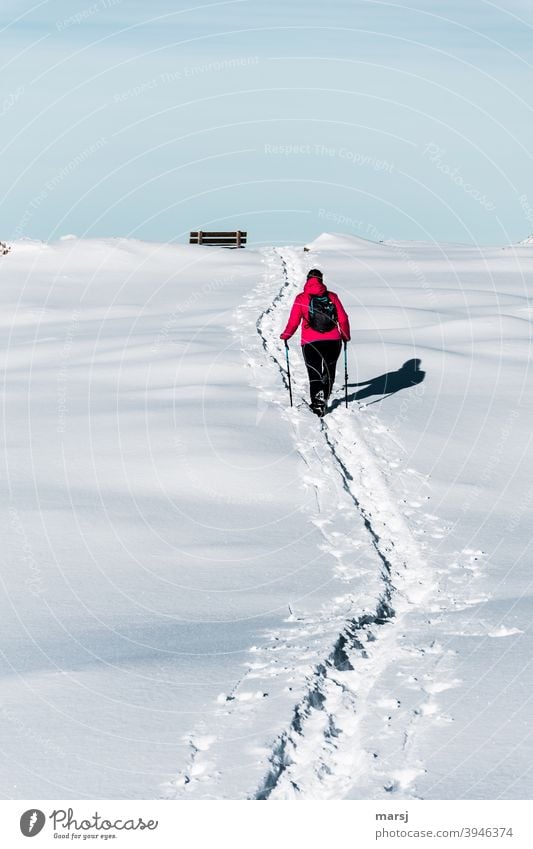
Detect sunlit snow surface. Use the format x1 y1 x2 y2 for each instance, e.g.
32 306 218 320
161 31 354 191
1 234 531 799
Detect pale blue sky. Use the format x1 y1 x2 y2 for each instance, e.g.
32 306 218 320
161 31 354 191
2 0 533 245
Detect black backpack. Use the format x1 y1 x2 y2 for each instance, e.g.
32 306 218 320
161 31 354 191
308 293 338 333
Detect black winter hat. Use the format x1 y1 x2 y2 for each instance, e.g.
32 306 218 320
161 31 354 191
306 268 323 279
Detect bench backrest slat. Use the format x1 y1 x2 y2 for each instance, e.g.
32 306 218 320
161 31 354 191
189 230 247 247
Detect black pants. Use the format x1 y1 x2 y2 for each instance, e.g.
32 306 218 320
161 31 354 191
302 340 342 403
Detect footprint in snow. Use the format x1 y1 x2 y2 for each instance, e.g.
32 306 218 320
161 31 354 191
190 734 216 752
376 698 401 710
384 766 426 793
234 691 268 701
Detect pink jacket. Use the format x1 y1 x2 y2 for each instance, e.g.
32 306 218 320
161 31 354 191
280 277 351 345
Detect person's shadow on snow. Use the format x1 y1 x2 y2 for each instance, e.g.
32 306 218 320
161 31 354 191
331 359 425 409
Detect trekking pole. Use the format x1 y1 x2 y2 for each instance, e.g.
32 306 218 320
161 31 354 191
285 341 293 407
343 341 348 408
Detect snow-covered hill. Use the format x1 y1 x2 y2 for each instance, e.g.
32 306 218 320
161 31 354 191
1 234 531 800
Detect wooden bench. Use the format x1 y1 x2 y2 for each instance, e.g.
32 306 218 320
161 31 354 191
189 230 247 248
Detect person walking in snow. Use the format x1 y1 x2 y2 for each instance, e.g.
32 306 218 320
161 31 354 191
280 268 351 416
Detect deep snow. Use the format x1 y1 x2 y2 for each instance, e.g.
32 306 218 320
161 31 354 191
1 233 531 799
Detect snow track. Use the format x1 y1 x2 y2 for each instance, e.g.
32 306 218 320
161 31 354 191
167 246 434 800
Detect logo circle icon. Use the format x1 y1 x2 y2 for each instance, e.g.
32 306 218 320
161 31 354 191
20 810 46 837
